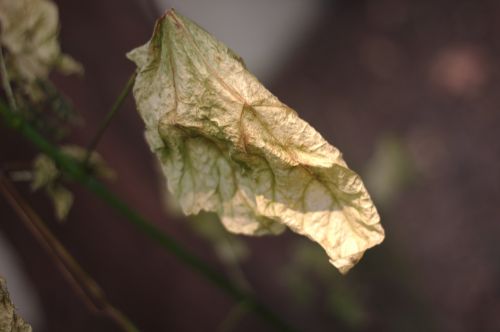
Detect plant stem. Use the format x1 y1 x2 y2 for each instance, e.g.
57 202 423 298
0 172 139 332
0 45 18 111
217 301 249 332
84 72 136 165
0 99 298 332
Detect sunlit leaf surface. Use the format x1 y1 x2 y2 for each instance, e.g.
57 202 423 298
127 9 384 273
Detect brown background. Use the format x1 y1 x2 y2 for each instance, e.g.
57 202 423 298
1 0 500 331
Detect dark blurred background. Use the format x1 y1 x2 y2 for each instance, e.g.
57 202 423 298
1 0 500 331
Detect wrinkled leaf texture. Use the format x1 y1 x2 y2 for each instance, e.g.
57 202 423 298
127 9 384 273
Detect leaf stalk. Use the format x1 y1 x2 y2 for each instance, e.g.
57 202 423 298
84 72 136 165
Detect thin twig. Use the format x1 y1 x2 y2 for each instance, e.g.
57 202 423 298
0 45 18 111
0 99 298 332
0 172 139 332
0 172 98 313
84 72 136 165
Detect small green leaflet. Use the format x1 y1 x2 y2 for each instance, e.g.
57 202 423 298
32 145 115 221
127 9 384 273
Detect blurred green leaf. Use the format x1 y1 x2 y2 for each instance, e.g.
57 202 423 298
282 240 368 329
31 145 114 221
364 135 415 208
189 212 250 290
46 184 74 220
190 213 249 262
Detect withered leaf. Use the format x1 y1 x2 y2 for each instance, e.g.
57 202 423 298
0 277 32 332
0 0 83 100
127 9 384 273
